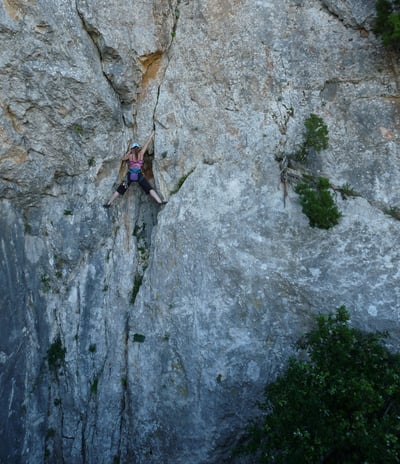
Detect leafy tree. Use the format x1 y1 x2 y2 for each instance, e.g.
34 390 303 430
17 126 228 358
375 0 400 49
295 177 342 229
241 306 400 463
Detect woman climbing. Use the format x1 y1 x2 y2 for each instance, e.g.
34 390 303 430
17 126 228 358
103 130 167 208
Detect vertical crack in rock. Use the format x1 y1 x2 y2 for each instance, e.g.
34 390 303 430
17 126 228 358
152 0 181 128
80 415 87 464
171 0 181 39
128 0 181 312
75 2 130 112
130 211 153 306
115 315 130 463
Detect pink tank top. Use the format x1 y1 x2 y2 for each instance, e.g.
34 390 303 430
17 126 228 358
129 159 143 170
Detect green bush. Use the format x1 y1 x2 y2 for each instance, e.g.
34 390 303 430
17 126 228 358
133 333 146 343
241 306 400 463
295 177 342 229
375 0 400 49
47 336 66 371
295 114 329 162
41 273 51 293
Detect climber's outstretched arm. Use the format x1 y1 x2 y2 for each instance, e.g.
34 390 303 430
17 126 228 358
138 130 155 161
121 147 131 161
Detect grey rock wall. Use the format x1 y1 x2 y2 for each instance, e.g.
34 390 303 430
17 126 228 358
0 0 399 463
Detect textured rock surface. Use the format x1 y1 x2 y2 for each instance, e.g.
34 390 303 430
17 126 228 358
0 0 399 463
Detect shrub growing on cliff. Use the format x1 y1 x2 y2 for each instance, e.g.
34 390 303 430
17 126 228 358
295 114 329 162
295 177 342 229
240 306 400 463
47 336 66 371
375 0 400 49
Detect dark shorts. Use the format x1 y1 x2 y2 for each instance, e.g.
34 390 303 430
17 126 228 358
138 173 152 195
116 173 152 196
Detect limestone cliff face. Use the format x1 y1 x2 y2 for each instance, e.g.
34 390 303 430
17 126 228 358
0 0 399 463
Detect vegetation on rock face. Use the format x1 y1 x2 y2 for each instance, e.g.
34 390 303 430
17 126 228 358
384 205 400 220
130 274 143 305
375 0 400 49
239 306 400 463
47 336 66 371
133 333 146 343
337 182 358 200
278 114 340 228
295 113 329 162
170 168 195 195
295 177 342 229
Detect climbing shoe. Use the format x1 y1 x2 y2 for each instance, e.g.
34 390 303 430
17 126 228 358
103 203 111 208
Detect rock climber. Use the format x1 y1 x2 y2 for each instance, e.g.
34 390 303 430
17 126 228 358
103 130 167 208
